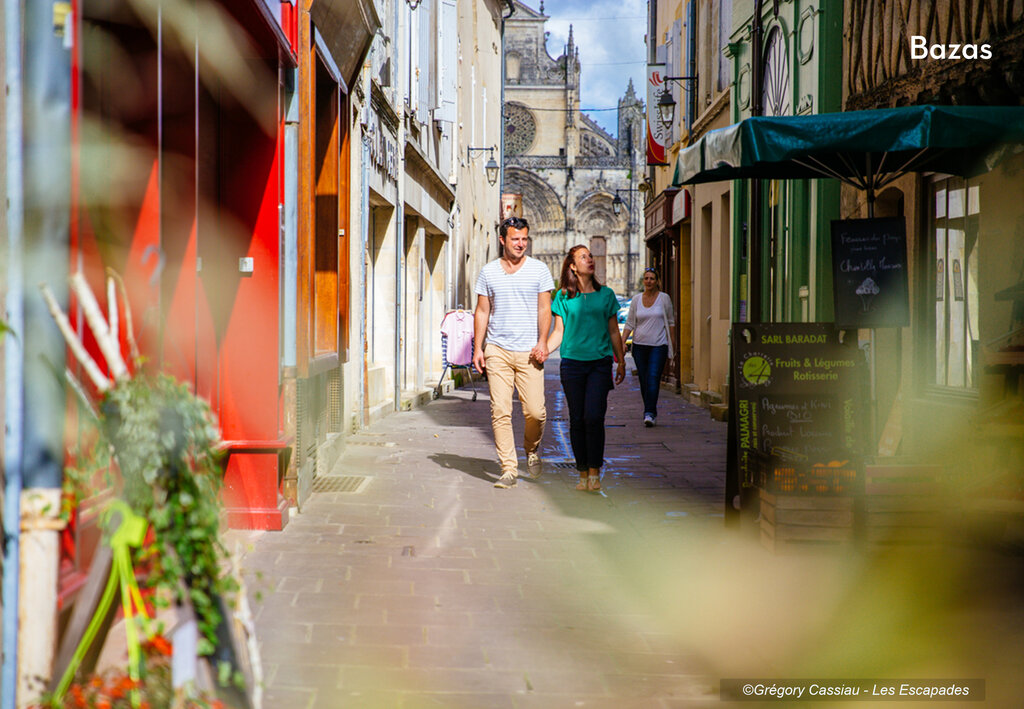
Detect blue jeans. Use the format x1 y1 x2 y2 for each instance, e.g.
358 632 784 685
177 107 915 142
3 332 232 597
630 344 668 418
559 357 613 471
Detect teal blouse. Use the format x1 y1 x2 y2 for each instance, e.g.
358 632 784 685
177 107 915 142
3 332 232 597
551 286 619 361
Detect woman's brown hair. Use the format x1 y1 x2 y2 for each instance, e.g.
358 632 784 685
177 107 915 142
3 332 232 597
559 244 603 298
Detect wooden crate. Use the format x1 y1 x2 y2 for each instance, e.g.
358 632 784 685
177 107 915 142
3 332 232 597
862 465 945 545
760 489 855 553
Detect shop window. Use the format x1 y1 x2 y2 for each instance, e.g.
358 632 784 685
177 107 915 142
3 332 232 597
314 56 339 356
929 176 980 389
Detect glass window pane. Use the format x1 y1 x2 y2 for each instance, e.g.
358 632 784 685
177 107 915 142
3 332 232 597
947 227 966 387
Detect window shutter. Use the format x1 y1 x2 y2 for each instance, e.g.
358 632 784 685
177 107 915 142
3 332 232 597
434 0 458 123
417 0 433 124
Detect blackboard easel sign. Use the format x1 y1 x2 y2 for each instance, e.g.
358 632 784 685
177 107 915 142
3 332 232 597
729 323 867 495
830 217 909 328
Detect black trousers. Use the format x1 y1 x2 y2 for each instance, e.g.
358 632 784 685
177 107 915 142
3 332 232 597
559 356 613 471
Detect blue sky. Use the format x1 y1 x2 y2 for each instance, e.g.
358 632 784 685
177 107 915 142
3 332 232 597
538 0 648 137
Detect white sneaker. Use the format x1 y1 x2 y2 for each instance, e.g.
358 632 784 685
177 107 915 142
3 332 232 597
494 472 517 488
526 453 542 479
643 414 655 427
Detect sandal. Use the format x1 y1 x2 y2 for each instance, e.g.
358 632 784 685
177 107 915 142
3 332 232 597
576 475 588 491
587 474 601 491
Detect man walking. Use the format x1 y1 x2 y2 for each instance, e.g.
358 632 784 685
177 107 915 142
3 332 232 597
473 217 554 488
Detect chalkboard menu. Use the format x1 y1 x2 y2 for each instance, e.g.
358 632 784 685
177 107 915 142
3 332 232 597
731 323 867 493
831 217 909 328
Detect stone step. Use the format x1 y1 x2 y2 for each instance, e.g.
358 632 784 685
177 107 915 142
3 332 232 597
700 390 724 406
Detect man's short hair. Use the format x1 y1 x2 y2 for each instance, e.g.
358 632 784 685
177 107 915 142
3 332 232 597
499 216 529 238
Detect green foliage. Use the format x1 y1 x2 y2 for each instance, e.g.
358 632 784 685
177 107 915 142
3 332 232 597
65 373 235 658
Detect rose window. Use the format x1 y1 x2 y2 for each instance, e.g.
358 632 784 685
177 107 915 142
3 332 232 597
504 104 536 156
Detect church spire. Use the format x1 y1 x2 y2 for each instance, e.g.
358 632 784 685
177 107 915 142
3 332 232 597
567 24 574 55
625 78 637 102
539 0 544 13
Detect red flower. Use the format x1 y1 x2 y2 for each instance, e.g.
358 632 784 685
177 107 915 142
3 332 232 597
143 634 173 656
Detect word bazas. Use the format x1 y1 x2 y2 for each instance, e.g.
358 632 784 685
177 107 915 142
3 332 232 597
911 35 992 59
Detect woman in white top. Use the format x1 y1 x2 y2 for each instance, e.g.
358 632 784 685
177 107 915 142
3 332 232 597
621 267 675 427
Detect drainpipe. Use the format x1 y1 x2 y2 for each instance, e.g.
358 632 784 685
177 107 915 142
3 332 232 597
395 0 406 411
2 0 26 701
749 0 764 323
281 64 299 503
499 0 514 198
360 124 371 428
5 0 72 703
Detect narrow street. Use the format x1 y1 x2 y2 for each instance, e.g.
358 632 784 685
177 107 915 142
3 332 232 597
238 361 1024 708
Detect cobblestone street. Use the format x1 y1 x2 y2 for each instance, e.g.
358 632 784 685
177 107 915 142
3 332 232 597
237 359 1024 708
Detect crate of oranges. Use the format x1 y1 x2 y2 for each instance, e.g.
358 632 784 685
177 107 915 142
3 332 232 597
756 450 858 495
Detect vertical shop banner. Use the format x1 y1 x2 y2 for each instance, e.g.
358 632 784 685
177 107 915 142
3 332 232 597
830 217 909 328
731 323 867 493
647 65 669 165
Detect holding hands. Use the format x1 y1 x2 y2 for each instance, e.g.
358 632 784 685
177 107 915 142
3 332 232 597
614 359 626 385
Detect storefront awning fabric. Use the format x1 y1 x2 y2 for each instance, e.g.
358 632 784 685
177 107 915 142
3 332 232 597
671 104 1024 194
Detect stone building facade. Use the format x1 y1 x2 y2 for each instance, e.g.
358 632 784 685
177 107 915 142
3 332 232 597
503 0 645 295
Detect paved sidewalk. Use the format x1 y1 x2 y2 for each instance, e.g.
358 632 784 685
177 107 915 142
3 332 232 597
237 357 1024 708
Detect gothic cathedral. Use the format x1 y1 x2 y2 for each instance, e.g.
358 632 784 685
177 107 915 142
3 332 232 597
503 0 645 296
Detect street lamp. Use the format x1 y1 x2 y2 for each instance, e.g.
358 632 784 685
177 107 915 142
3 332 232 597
656 76 697 129
467 146 500 186
611 188 640 216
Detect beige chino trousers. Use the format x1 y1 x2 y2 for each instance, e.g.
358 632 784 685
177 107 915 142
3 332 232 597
484 344 546 476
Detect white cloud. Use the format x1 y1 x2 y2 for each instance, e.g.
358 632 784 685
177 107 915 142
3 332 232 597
541 0 647 136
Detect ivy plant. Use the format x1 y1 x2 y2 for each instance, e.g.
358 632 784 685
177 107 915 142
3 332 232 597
66 373 236 657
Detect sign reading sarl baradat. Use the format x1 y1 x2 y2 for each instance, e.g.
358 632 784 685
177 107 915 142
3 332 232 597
731 323 867 489
831 217 909 328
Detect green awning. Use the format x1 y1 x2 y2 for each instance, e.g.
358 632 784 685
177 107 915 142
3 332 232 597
672 105 1024 191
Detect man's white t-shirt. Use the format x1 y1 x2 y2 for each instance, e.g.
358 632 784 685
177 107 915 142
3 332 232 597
474 257 555 352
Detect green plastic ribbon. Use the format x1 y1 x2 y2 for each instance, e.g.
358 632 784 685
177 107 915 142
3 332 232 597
53 500 151 707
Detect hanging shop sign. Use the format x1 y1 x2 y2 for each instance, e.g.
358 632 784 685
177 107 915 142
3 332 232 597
830 217 909 328
730 323 867 495
646 64 670 165
501 193 523 220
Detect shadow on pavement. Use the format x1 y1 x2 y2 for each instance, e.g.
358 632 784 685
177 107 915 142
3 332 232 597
427 452 501 483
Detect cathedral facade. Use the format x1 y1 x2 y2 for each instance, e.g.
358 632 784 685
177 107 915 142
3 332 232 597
503 1 645 296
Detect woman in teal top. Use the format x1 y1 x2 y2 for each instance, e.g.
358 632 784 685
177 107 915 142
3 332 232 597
547 245 626 491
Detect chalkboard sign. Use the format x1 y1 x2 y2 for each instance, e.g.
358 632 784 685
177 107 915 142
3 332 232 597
831 217 909 328
730 323 867 493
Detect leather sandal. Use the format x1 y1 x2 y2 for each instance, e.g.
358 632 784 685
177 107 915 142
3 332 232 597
587 474 601 491
576 474 588 491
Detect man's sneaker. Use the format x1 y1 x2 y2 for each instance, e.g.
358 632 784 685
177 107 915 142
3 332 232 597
494 472 517 488
526 453 542 479
643 414 655 427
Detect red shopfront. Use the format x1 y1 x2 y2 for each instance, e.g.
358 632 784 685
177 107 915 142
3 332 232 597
68 0 297 537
